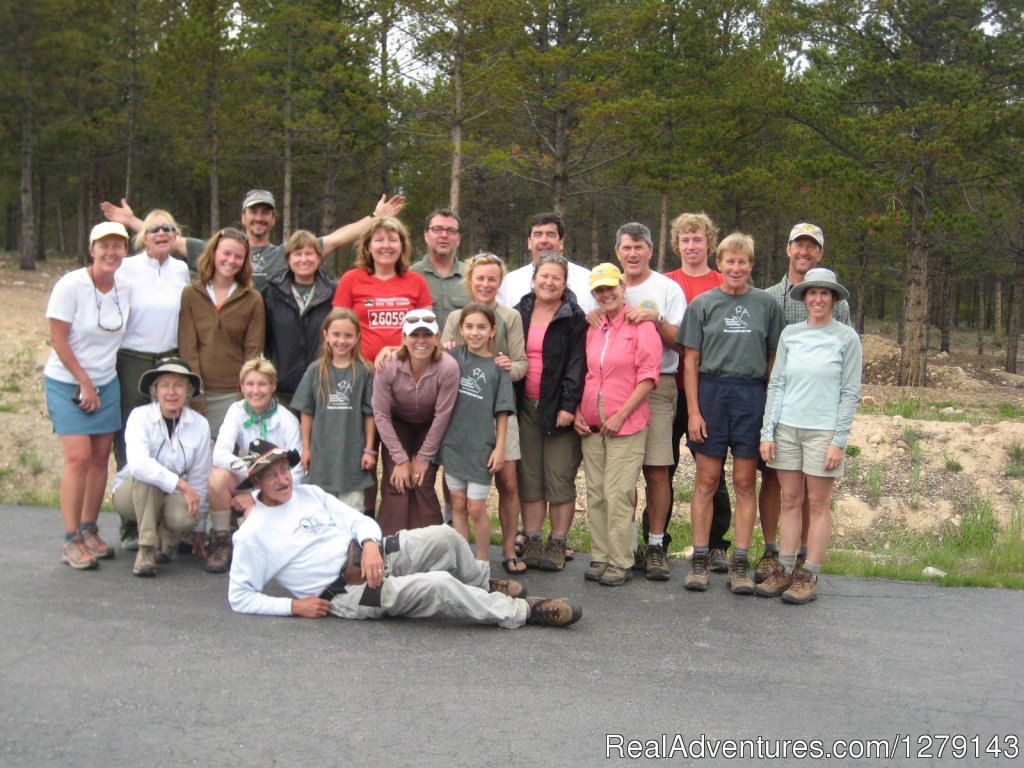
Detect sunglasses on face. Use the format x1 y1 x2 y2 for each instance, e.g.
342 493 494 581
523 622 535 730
405 311 437 323
147 224 176 234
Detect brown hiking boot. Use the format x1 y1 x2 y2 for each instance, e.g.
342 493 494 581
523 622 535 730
683 552 710 591
708 547 729 573
488 578 527 599
61 535 99 571
727 554 754 595
754 550 779 583
537 539 566 571
644 544 670 581
782 567 818 604
526 597 582 627
520 537 544 569
205 530 233 573
133 545 157 577
755 563 793 597
81 528 115 560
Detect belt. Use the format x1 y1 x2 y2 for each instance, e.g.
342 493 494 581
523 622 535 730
318 535 401 600
119 348 179 363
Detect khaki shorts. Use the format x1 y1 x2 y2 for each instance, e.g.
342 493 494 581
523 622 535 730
768 423 844 478
503 412 521 462
517 397 581 504
643 374 677 466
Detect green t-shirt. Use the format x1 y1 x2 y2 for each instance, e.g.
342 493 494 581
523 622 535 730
291 360 375 493
440 347 514 485
677 287 784 380
409 256 470 331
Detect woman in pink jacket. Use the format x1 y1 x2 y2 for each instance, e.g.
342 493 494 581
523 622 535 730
573 264 661 586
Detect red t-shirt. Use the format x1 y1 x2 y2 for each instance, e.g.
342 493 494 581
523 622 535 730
332 269 433 361
665 268 725 387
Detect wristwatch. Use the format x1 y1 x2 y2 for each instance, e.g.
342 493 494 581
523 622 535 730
656 314 666 326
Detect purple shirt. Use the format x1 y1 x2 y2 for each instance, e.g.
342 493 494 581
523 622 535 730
372 353 459 464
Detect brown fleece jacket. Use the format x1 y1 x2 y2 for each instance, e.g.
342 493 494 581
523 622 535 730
178 282 265 393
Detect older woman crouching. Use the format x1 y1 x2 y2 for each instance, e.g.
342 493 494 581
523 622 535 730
112 359 211 577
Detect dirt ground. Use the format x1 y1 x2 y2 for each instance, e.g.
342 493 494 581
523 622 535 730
3 256 1023 539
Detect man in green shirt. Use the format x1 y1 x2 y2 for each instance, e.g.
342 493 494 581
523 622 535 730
409 209 470 331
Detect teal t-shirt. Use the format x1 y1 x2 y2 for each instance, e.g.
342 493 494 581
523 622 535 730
677 286 784 380
291 360 375 493
440 347 514 485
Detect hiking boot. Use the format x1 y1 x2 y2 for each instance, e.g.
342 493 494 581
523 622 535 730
754 550 779 583
727 554 754 595
708 547 729 573
81 529 114 560
599 564 632 586
520 537 544 569
489 578 527 599
584 561 607 582
644 544 671 581
61 535 99 570
537 539 566 571
120 519 139 551
782 568 818 604
755 563 793 598
526 597 582 627
133 545 157 577
632 544 647 571
683 552 710 591
205 530 232 573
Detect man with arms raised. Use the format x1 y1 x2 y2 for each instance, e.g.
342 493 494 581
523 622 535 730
228 439 581 628
101 190 404 290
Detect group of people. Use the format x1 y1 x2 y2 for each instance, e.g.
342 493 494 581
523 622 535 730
43 189 861 632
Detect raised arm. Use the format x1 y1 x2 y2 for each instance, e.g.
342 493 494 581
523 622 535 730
321 194 406 253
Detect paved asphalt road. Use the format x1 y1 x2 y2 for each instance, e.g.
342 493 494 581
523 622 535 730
2 505 1021 767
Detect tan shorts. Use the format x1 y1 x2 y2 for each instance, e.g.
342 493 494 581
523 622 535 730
768 423 844 478
643 374 677 466
503 413 521 462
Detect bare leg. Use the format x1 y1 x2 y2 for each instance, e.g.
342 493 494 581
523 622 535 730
758 467 781 543
548 500 574 538
449 487 470 541
81 433 114 525
776 468 806 557
731 457 759 550
642 465 671 536
495 461 522 562
58 435 91 533
804 474 835 565
467 498 491 561
690 453 724 547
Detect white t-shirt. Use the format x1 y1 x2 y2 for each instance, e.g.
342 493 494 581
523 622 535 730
624 271 687 373
213 400 304 485
498 260 596 312
118 253 191 353
44 268 131 386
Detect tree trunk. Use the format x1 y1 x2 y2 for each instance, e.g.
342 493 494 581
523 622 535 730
125 0 138 202
1006 224 1024 374
282 28 294 242
207 43 220 232
19 97 36 271
976 279 985 355
898 189 928 385
590 202 599 265
937 249 950 353
6 202 17 252
448 18 464 213
657 189 669 272
854 234 869 333
36 171 46 263
994 279 1002 348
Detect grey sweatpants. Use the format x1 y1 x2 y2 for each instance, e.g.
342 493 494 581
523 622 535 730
329 526 529 628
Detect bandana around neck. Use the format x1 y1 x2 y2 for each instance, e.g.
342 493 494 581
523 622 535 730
242 398 278 439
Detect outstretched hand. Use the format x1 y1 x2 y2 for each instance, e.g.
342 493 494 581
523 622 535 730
374 194 406 219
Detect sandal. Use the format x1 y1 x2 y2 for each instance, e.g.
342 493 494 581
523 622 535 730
502 557 527 574
514 533 527 558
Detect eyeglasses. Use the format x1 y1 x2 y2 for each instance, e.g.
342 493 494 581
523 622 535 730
147 224 176 234
426 226 460 236
404 310 437 323
93 283 124 332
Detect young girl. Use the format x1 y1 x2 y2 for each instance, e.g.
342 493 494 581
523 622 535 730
441 303 515 561
292 309 377 512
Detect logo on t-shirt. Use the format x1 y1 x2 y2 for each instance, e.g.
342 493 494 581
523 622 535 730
724 305 751 333
640 299 659 313
459 367 487 400
327 378 353 410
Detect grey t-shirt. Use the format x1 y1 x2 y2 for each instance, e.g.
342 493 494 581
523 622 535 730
291 360 375 493
184 237 328 291
440 347 515 485
677 287 784 380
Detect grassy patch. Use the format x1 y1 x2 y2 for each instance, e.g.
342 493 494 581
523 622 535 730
17 450 45 477
864 464 884 504
0 402 15 413
845 444 861 457
825 494 1024 588
943 451 963 472
1007 442 1024 478
997 403 1024 419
